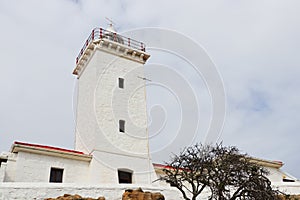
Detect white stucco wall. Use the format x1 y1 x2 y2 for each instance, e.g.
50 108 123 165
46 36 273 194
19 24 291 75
0 183 209 200
267 167 286 182
76 47 149 156
1 182 298 200
88 151 157 184
0 164 6 182
2 153 16 182
3 152 90 183
75 43 155 184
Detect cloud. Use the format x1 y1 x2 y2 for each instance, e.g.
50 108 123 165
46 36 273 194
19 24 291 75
0 0 299 178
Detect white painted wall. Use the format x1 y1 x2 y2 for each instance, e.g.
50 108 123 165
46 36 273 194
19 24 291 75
76 48 149 156
1 182 299 200
268 167 286 182
88 151 157 184
2 153 16 182
0 164 6 182
3 152 90 183
0 183 193 200
75 43 155 184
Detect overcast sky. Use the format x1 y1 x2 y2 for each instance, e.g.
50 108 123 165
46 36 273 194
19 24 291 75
0 0 300 178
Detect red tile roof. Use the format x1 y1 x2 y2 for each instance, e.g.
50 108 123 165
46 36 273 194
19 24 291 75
153 163 188 171
153 163 174 169
13 141 87 155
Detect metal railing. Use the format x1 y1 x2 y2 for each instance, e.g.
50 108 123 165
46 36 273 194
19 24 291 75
76 28 146 64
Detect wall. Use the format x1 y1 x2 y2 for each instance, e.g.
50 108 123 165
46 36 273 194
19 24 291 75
4 152 90 183
268 167 286 182
75 44 155 184
0 183 190 200
88 152 157 184
2 153 16 182
0 164 6 182
76 47 149 157
1 182 299 200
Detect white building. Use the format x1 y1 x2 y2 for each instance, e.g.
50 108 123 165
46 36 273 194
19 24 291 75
0 141 91 183
1 25 156 186
72 24 156 185
0 25 299 199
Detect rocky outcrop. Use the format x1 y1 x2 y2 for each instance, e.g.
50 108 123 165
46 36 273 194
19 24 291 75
122 188 165 200
45 188 165 200
45 194 105 200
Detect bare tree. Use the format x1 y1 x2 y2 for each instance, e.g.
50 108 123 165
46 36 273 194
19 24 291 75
207 144 281 200
159 143 283 200
159 144 214 200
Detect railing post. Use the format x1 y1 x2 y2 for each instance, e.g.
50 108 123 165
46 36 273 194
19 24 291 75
76 27 147 66
114 33 116 42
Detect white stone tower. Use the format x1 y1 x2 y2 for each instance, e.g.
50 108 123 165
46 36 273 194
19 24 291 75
73 25 156 184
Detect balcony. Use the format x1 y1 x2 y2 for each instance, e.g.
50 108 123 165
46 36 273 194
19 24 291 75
76 28 146 64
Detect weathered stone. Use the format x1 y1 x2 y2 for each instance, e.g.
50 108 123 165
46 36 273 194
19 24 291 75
151 192 165 200
122 188 164 200
45 194 105 200
46 188 164 200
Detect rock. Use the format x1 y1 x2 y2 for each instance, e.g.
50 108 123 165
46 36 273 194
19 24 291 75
46 189 164 200
122 188 164 200
45 194 105 200
151 193 165 200
73 194 83 199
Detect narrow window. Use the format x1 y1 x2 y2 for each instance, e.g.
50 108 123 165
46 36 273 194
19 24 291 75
119 120 125 133
119 78 124 89
118 170 132 184
49 168 63 183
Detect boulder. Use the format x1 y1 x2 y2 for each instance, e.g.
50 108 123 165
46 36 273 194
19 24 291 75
45 194 105 200
122 188 164 200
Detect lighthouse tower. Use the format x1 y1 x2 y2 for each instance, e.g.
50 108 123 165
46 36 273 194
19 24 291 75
72 25 156 184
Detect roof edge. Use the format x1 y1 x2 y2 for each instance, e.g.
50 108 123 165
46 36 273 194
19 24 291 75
153 156 284 170
11 141 92 162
